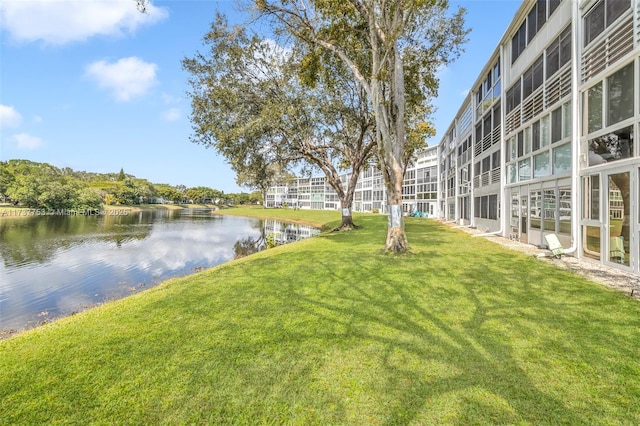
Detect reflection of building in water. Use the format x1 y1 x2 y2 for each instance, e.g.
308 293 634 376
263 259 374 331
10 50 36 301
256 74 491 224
262 220 319 245
267 0 640 277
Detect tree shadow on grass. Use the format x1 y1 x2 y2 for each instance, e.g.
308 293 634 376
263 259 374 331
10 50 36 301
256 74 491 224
52 222 637 424
223 234 640 424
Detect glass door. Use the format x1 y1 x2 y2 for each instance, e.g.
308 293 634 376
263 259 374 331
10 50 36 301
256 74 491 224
607 172 630 266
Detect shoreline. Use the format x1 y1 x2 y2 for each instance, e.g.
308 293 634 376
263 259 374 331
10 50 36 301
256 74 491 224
0 207 327 340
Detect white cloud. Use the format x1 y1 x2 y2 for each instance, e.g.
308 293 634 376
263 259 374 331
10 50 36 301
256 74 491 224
162 93 181 104
162 108 180 122
85 57 158 102
14 132 42 150
0 0 167 45
0 104 23 129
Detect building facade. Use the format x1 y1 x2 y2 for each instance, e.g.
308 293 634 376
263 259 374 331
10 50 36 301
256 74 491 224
267 0 640 276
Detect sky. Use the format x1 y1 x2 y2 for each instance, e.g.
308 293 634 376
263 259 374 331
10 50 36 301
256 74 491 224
0 0 522 193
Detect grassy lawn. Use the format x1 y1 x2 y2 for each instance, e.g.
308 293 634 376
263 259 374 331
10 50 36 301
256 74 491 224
1 209 639 424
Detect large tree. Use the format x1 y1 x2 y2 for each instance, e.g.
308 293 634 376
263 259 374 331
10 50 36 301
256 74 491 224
253 0 468 252
182 15 377 229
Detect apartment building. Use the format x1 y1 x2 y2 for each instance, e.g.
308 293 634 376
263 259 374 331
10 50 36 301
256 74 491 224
267 0 639 276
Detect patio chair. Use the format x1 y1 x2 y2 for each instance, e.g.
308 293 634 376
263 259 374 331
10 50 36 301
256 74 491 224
539 233 565 258
610 236 625 263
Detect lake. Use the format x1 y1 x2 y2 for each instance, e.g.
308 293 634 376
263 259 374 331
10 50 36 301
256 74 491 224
0 209 319 333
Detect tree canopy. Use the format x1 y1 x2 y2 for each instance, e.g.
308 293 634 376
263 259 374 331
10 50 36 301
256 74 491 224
253 0 468 251
183 14 379 228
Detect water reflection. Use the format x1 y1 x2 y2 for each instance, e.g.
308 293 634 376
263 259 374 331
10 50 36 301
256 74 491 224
0 210 318 333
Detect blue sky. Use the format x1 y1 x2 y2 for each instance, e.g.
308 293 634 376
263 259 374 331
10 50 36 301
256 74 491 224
0 0 521 193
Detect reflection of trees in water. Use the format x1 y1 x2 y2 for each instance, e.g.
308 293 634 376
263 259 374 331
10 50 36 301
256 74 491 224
233 235 266 259
234 219 268 259
0 214 153 267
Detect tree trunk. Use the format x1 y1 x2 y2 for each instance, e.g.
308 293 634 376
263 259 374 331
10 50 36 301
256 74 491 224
385 221 409 252
340 207 355 230
372 35 409 253
385 178 408 252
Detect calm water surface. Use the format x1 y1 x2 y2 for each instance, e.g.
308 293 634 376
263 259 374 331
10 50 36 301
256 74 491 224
0 209 318 332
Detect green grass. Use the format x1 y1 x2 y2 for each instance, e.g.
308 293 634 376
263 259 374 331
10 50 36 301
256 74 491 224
1 210 639 424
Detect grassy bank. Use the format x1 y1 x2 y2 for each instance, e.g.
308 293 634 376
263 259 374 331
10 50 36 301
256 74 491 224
1 210 639 424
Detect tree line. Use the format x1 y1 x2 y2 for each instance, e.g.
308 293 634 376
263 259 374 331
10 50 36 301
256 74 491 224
0 159 260 210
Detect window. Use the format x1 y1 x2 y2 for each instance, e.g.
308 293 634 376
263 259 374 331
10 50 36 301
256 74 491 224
607 62 634 126
584 1 605 46
488 194 498 220
513 0 559 64
512 21 527 63
508 164 517 183
547 26 571 78
527 6 538 44
508 136 517 161
583 175 600 220
607 0 629 26
536 0 547 32
519 158 531 181
527 1 548 44
534 151 550 178
484 71 492 95
474 195 498 220
544 189 556 231
492 150 501 169
533 55 544 92
547 39 560 78
531 190 542 229
482 156 491 173
559 188 571 234
506 80 522 114
532 120 541 151
483 114 492 138
552 143 571 174
562 101 572 138
551 107 562 143
524 127 532 155
586 82 603 134
540 115 550 148
523 66 534 99
588 125 633 166
583 225 601 260
559 27 571 68
584 0 631 46
522 55 544 100
517 131 524 157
